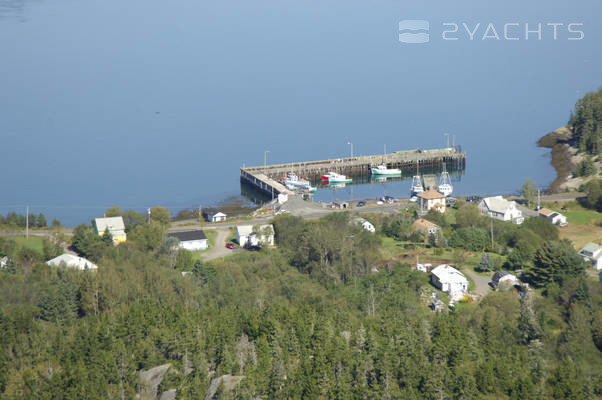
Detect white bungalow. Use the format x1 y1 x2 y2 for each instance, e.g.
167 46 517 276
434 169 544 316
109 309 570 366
47 254 98 271
205 211 227 223
236 224 274 248
538 208 568 226
167 230 208 251
430 264 469 302
478 196 524 224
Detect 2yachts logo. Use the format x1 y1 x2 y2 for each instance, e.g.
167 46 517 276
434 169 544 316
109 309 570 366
399 21 585 43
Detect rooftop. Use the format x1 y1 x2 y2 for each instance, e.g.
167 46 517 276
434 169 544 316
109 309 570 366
431 264 467 283
95 216 126 234
482 196 515 214
168 230 207 242
417 189 445 200
47 254 98 270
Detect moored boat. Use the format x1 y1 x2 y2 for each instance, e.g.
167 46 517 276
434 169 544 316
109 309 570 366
321 172 352 184
437 164 453 197
371 164 401 175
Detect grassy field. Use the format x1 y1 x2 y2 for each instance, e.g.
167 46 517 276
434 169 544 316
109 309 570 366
539 202 602 249
11 236 45 254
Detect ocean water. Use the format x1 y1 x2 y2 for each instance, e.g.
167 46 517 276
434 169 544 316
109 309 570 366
0 0 600 226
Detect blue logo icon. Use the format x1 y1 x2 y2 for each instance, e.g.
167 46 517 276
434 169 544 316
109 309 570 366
399 20 430 43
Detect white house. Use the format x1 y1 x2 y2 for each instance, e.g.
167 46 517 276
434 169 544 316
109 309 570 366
0 256 8 269
352 217 375 233
205 211 227 223
478 196 524 224
168 230 208 251
430 264 469 302
538 208 568 226
236 224 274 248
416 263 432 273
95 216 127 243
491 270 518 289
47 254 98 271
417 190 446 213
579 242 602 270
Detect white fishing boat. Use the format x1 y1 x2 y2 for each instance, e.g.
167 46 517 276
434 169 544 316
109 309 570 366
371 164 401 175
438 164 453 197
410 164 424 196
282 174 313 190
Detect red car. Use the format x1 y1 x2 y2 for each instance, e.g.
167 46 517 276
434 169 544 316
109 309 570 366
225 242 235 249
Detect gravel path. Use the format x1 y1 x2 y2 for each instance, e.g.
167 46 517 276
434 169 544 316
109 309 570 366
200 228 236 261
462 268 491 298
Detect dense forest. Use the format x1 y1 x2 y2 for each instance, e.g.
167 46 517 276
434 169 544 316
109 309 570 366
569 88 602 156
0 211 601 399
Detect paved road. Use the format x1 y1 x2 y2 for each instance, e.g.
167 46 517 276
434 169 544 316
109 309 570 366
462 268 491 299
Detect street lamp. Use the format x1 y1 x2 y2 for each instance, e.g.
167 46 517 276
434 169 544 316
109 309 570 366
443 133 450 148
264 150 270 175
346 141 353 158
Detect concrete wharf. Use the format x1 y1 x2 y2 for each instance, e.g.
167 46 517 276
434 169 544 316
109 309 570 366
240 147 465 198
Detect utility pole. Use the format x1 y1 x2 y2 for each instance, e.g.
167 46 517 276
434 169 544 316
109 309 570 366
537 188 541 210
452 134 456 148
198 205 202 222
347 141 353 158
264 150 270 176
444 133 450 148
26 205 29 240
490 217 494 248
147 208 151 223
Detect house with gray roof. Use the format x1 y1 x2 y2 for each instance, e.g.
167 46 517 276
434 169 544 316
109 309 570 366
478 196 524 224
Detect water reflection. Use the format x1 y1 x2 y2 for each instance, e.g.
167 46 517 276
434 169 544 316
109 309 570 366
0 0 38 21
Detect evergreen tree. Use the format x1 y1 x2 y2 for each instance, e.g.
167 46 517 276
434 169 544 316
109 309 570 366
527 241 586 287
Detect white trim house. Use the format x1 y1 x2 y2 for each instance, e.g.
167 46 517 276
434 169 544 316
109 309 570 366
478 196 524 224
579 242 602 270
236 224 274 248
431 264 469 302
168 230 209 251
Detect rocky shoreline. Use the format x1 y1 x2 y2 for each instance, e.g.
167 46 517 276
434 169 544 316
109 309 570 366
538 126 586 192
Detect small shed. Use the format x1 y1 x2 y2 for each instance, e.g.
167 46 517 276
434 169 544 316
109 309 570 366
352 217 375 233
168 230 208 251
203 209 227 223
491 270 518 289
538 208 567 226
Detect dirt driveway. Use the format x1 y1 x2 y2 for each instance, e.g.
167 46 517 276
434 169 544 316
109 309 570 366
201 228 236 261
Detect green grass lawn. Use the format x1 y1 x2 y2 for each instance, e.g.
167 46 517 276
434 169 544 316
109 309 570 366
562 209 601 225
204 230 217 247
11 236 45 254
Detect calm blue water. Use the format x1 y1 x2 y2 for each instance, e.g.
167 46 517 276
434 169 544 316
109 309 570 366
0 0 600 226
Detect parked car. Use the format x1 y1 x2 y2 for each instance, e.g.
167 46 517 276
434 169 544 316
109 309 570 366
247 245 261 251
446 197 457 205
410 196 418 203
357 201 366 207
225 242 235 249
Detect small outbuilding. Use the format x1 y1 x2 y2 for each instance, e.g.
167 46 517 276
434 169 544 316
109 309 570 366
203 209 227 223
538 208 567 226
491 270 518 289
168 230 209 251
47 254 98 271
